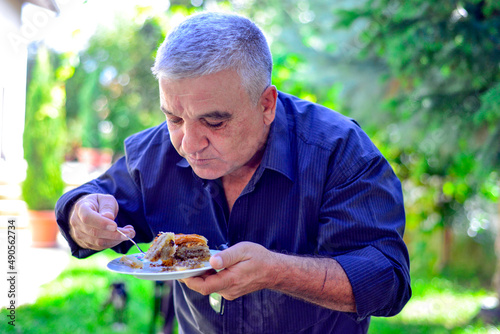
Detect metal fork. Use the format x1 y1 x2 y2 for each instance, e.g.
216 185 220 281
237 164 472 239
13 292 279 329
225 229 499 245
116 228 145 254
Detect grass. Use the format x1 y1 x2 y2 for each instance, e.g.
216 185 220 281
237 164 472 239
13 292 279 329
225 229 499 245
1 250 499 333
369 278 500 333
0 248 168 334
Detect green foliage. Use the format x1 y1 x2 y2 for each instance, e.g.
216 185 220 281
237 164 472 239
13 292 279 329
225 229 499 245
248 0 349 106
369 278 495 333
336 0 500 187
65 15 167 155
475 82 500 124
63 1 346 156
0 249 169 333
333 0 500 276
27 0 498 285
0 250 494 333
15 2 500 331
22 45 66 210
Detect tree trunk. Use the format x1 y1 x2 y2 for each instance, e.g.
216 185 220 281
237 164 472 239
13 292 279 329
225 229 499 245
477 198 500 324
494 199 500 297
438 225 453 272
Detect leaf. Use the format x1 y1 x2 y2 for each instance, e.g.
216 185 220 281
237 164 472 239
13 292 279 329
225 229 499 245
333 9 369 28
474 82 500 124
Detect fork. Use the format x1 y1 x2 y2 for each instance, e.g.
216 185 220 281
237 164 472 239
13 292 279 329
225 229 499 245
116 228 146 254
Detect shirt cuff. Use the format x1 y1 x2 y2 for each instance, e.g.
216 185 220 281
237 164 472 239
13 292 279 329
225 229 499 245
335 245 396 321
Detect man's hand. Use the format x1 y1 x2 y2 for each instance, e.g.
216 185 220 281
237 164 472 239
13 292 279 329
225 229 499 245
180 241 356 312
180 242 280 300
69 194 135 251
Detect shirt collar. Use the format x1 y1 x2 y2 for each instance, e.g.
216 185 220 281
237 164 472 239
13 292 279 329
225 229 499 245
175 94 294 182
258 96 294 182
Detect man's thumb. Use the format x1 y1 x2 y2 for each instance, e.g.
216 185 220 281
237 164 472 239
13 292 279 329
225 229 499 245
210 243 246 270
210 254 225 270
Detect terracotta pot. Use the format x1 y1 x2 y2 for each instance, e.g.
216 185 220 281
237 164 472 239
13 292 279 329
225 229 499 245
28 210 59 248
76 147 113 168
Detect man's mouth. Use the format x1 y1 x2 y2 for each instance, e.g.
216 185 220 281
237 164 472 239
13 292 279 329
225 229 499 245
187 156 214 166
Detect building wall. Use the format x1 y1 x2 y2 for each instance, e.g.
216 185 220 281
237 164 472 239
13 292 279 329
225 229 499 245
0 0 28 186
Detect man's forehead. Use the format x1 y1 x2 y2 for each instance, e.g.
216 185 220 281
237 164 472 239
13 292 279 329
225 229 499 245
157 71 250 115
159 79 219 101
159 90 219 111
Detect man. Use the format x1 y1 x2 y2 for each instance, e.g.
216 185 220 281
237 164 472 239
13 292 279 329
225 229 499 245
56 12 411 333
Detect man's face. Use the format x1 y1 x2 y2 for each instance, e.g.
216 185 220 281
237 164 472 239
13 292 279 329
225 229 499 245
159 70 276 180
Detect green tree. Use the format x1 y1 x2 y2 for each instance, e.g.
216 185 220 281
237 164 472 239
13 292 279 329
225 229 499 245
65 14 167 156
59 0 498 281
230 0 499 280
335 0 500 287
336 0 500 176
22 44 66 210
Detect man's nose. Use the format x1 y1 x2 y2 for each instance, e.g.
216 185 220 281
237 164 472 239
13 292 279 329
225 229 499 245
181 122 209 155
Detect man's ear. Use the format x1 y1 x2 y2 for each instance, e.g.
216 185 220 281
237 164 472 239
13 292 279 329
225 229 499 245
260 85 278 126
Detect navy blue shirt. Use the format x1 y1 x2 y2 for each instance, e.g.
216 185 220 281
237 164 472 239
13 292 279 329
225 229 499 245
56 92 411 333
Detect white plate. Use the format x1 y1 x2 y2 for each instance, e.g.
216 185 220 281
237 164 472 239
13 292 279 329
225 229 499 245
107 250 219 281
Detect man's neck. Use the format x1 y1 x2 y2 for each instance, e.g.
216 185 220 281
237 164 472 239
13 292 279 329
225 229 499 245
222 173 254 213
221 148 265 213
221 124 270 212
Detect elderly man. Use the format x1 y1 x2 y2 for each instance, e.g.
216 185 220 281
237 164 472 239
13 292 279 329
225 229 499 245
56 12 411 333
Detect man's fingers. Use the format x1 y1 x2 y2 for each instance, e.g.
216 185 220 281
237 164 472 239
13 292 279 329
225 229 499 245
73 217 126 242
69 194 129 250
178 269 216 285
181 242 274 300
182 271 231 296
76 203 117 232
118 225 136 239
96 194 119 219
69 222 120 251
184 243 256 295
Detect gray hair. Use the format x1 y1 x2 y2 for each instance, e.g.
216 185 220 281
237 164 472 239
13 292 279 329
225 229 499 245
152 12 273 105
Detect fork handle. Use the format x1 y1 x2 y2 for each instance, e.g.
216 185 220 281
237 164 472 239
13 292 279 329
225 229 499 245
116 228 145 254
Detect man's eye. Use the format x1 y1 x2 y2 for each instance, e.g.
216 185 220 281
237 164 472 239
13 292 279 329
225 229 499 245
204 121 225 129
168 117 183 125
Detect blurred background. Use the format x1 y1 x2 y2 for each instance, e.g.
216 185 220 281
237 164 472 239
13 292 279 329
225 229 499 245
0 0 499 333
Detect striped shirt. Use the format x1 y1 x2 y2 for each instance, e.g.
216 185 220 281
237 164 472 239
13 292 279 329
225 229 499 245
56 91 411 334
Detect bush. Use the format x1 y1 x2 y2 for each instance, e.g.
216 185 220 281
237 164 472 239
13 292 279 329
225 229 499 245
22 45 66 210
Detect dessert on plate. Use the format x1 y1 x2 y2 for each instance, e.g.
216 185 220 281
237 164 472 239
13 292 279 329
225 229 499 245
174 233 211 261
120 232 211 271
144 232 176 262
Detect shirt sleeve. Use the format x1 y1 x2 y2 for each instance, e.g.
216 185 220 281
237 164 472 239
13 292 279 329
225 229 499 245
55 155 153 259
317 151 411 321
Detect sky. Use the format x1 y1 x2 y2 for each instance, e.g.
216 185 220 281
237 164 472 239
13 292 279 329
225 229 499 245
22 0 171 53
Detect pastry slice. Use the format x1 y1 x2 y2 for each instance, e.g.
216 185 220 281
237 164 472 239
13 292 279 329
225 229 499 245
174 233 211 261
119 254 144 269
144 232 176 262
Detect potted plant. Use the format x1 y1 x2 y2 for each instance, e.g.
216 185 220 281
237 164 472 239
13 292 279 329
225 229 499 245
22 45 66 247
